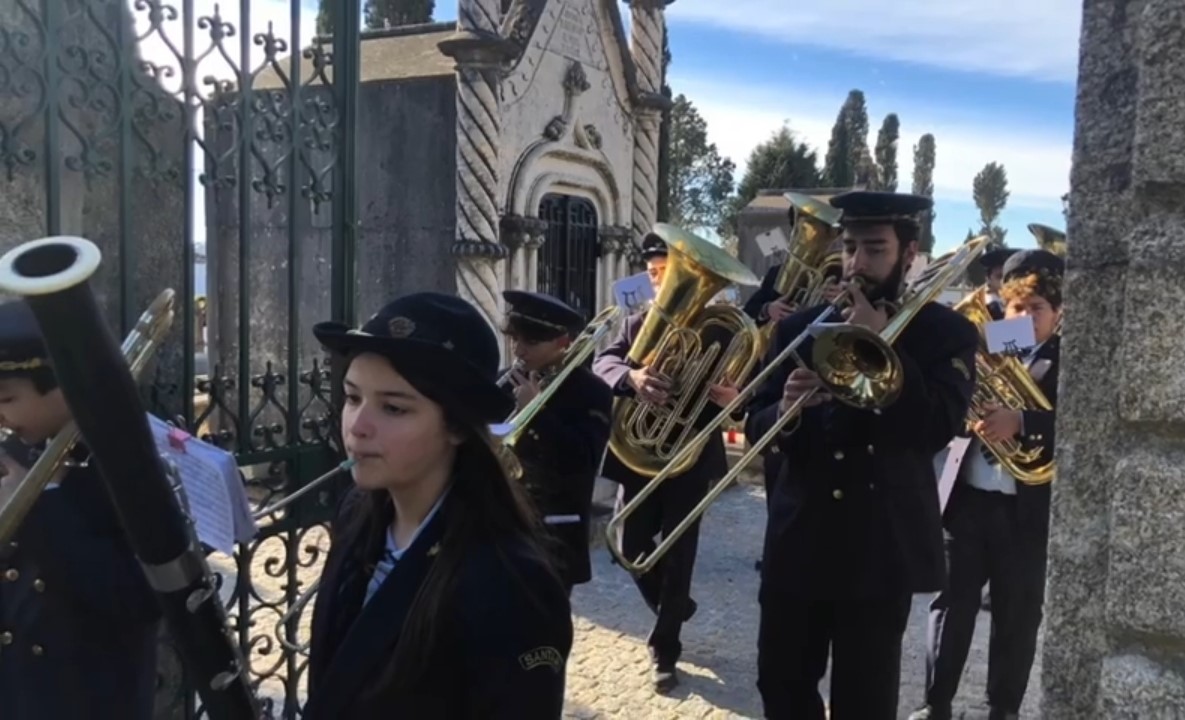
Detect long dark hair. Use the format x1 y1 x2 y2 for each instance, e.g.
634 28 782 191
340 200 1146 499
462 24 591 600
334 358 558 695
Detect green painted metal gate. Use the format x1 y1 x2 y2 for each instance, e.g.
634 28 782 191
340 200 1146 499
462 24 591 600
1 0 361 716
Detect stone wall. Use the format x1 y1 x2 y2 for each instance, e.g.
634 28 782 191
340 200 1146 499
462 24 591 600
1041 1 1185 716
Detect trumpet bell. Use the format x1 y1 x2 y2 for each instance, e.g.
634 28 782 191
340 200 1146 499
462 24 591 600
812 324 904 409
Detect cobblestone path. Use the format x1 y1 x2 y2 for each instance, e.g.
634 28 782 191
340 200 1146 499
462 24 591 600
563 482 1041 719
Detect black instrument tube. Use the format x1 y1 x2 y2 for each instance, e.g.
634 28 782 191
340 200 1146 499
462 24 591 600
11 242 259 719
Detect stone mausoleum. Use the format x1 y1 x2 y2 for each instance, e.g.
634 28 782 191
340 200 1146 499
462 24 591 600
226 0 673 355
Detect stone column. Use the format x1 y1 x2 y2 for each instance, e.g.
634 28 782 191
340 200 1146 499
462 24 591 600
1041 2 1185 717
598 225 631 307
500 215 547 291
439 2 516 348
626 0 671 244
524 230 546 291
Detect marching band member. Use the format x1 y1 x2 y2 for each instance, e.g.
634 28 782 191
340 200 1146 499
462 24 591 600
304 292 572 718
743 254 844 571
0 300 161 720
911 250 1064 720
978 247 1018 321
745 191 979 720
594 233 738 693
499 290 613 595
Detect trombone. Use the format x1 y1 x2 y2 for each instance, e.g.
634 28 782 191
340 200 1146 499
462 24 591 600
494 304 623 480
606 237 991 575
0 289 176 547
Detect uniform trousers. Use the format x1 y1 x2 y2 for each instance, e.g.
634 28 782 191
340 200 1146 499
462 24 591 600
924 483 1048 715
614 470 709 665
757 579 912 720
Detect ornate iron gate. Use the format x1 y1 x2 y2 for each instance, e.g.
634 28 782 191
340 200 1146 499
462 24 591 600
1 0 360 717
537 193 599 316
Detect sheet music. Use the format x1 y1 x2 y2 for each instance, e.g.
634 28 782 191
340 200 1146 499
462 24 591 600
613 272 654 314
754 228 790 258
147 415 257 553
985 317 1036 355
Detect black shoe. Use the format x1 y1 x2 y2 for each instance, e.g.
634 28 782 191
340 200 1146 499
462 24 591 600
684 598 698 621
988 708 1018 720
908 705 952 720
654 662 679 693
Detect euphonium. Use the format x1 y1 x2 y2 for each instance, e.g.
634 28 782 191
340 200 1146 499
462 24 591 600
756 191 844 348
606 236 990 575
608 223 761 478
952 286 1055 485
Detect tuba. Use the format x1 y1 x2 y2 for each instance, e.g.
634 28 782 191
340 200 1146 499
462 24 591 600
756 191 844 349
1027 223 1067 258
0 236 261 719
608 223 762 478
606 236 990 575
952 286 1055 485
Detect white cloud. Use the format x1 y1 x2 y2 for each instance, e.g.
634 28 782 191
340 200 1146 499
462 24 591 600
673 76 1071 211
668 0 1082 83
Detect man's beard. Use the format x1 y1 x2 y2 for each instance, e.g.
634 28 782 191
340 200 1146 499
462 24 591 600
849 254 907 305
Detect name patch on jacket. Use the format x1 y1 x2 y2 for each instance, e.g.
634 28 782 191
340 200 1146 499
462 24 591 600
518 646 564 673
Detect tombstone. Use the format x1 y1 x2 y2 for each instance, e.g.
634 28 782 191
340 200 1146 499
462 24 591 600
1041 1 1185 717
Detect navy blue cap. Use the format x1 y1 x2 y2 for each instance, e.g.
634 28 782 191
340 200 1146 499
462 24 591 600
639 233 668 260
502 290 584 336
829 190 933 224
1003 249 1065 283
0 301 49 377
313 292 514 423
978 247 1019 270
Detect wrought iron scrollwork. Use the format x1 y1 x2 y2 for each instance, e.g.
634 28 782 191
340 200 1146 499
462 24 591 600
1 0 359 717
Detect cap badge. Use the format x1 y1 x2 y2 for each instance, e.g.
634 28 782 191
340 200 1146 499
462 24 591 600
387 316 416 338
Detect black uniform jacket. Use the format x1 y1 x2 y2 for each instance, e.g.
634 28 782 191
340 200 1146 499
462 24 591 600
742 264 782 324
954 333 1059 536
745 301 979 596
0 443 161 720
592 311 728 488
305 488 574 719
500 364 612 587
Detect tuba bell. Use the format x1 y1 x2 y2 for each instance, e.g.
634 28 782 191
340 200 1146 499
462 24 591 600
1027 223 1067 258
952 286 1055 485
756 191 844 349
608 223 761 478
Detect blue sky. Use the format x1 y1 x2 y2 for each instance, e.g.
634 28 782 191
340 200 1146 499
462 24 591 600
659 0 1080 254
137 0 1080 257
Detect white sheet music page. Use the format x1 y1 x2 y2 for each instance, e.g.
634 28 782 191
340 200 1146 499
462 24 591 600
190 440 257 545
754 228 790 258
984 316 1037 356
147 415 241 554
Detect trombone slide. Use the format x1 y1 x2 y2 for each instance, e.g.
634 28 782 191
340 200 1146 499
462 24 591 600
606 238 990 576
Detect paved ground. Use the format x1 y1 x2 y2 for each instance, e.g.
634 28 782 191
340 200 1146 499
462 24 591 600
563 481 1042 719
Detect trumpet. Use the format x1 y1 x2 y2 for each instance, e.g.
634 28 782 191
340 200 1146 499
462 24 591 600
952 286 1055 485
606 237 991 575
494 304 623 480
